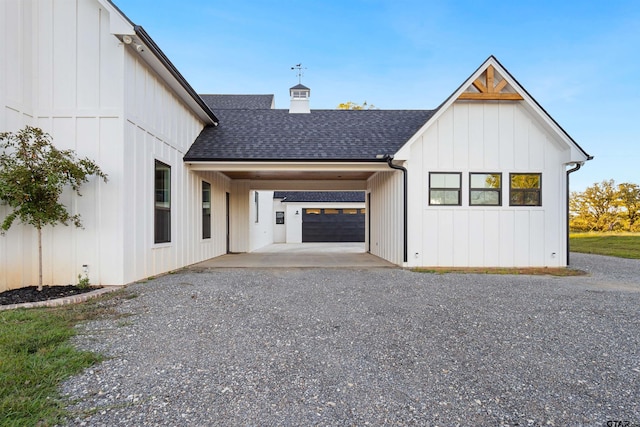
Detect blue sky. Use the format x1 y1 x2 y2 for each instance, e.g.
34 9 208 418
118 0 639 191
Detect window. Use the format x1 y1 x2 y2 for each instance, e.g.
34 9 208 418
324 209 339 214
470 173 502 206
154 161 171 243
510 173 542 206
343 209 358 214
305 209 320 215
429 172 461 205
202 181 211 239
275 211 285 224
292 90 308 99
254 191 259 223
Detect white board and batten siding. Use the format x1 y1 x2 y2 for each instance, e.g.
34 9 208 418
367 171 404 266
0 0 230 291
407 101 570 268
122 49 230 284
0 0 124 291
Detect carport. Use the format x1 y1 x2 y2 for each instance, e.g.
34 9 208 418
186 160 404 264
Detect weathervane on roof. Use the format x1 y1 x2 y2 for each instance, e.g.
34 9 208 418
291 63 307 84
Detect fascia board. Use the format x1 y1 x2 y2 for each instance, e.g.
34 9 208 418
98 0 135 35
185 161 390 172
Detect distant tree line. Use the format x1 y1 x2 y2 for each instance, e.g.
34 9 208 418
570 180 640 232
337 101 377 110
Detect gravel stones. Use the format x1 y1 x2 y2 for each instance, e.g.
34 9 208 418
61 254 640 426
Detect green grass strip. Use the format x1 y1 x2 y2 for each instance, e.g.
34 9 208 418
0 294 125 426
570 233 640 259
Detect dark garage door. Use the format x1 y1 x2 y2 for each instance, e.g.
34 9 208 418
302 208 365 242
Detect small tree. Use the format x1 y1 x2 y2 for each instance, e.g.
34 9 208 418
0 126 107 290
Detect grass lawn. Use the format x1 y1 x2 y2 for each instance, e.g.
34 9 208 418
0 290 130 427
570 232 640 259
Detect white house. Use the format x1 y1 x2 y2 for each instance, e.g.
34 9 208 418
0 0 229 291
0 0 591 292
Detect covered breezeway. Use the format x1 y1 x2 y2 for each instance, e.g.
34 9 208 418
186 161 407 267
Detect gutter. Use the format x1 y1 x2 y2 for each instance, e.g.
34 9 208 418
566 162 583 265
383 155 408 263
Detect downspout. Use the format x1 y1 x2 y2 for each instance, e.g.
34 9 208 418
384 155 408 263
566 162 583 265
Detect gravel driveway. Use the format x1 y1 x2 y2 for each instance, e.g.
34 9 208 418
62 253 640 426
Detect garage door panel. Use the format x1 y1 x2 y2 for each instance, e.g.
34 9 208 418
302 209 365 242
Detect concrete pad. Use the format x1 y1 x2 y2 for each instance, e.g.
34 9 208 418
192 243 395 268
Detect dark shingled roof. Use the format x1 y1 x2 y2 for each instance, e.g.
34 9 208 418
273 191 365 203
184 109 435 161
200 94 274 110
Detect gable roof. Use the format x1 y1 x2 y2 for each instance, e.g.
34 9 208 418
274 191 365 203
184 109 435 161
201 94 275 110
395 55 592 162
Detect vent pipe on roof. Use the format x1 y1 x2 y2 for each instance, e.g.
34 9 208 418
289 84 310 114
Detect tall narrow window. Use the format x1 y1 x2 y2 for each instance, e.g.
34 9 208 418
470 173 502 206
254 191 259 223
202 181 211 239
429 172 462 205
510 173 542 206
154 161 171 243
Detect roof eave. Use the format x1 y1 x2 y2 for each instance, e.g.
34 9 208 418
99 1 218 125
133 26 219 125
183 157 391 163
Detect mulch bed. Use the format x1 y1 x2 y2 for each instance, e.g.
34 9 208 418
0 285 99 306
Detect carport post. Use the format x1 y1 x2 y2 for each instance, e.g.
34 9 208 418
384 155 408 263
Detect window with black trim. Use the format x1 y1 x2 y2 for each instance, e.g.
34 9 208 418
275 211 285 224
202 181 211 239
154 160 171 243
510 173 542 206
254 191 259 223
470 173 501 206
429 172 461 205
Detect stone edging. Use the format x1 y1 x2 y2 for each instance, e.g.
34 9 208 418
0 286 125 311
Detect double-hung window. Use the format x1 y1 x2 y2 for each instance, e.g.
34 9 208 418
510 173 542 206
429 172 461 205
154 161 171 243
470 173 502 206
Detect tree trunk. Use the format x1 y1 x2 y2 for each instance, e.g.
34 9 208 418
37 226 43 291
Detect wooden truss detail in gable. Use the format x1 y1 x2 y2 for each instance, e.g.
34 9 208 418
458 65 524 100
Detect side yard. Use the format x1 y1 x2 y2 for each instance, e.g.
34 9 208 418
570 233 640 259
